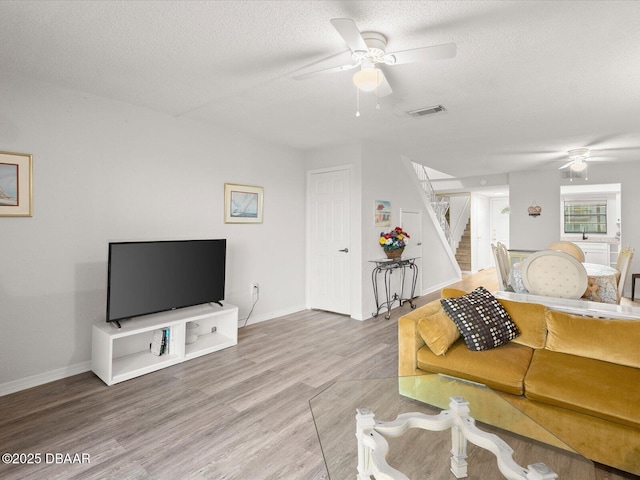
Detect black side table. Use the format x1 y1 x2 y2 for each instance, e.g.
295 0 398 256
370 257 419 319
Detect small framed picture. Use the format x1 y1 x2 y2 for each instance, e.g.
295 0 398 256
224 183 264 223
0 151 33 217
374 200 391 227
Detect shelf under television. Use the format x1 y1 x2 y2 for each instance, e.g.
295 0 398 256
112 350 180 383
92 303 238 386
185 331 237 360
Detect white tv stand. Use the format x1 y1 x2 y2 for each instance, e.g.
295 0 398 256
92 303 238 386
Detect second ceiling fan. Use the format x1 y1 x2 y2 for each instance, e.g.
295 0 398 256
559 148 612 171
295 18 457 99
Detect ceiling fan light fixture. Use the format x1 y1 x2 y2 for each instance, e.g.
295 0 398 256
353 67 382 92
568 147 590 160
571 161 588 172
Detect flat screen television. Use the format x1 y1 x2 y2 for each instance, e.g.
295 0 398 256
106 239 226 326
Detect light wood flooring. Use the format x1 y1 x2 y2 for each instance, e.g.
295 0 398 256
0 268 637 479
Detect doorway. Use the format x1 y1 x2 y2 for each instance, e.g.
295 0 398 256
307 167 351 315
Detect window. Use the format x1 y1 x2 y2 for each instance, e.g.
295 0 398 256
564 200 607 234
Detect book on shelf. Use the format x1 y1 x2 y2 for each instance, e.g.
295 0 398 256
151 329 164 356
150 327 172 356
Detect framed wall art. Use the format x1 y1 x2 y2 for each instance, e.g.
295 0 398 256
224 183 264 223
374 200 391 227
0 151 33 217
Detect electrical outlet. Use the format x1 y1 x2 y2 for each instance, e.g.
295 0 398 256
250 282 259 300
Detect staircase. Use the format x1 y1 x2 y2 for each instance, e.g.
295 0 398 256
455 220 472 271
411 160 473 269
406 159 461 276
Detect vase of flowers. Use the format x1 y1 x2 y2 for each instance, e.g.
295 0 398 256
379 227 410 259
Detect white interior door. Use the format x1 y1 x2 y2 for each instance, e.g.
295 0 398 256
308 168 351 314
474 194 492 271
400 210 422 297
490 197 510 269
490 197 510 247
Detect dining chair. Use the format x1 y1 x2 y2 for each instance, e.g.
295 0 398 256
548 241 586 262
615 246 635 297
497 242 511 272
496 242 511 286
522 249 588 299
491 243 509 291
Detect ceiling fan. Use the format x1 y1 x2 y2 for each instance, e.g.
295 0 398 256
559 148 612 171
294 18 457 100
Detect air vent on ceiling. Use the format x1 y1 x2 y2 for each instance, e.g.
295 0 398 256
407 105 446 117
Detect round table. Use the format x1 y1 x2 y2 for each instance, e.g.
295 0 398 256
508 261 620 304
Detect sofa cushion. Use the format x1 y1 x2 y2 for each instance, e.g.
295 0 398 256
497 298 547 349
545 310 640 368
525 349 640 429
417 339 533 395
440 288 468 299
441 286 520 351
417 308 460 356
440 288 546 349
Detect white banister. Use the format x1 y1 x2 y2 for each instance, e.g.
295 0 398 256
411 162 452 244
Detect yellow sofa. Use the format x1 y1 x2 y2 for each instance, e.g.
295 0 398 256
398 288 640 475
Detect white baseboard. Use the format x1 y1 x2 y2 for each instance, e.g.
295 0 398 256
237 304 307 328
0 361 92 397
420 276 462 297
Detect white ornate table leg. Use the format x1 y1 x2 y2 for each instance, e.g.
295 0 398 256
355 397 560 480
526 463 558 480
356 408 376 480
449 397 469 478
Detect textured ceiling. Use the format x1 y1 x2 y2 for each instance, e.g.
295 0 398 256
0 0 639 178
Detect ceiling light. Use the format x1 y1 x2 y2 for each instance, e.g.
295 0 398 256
571 161 588 172
353 68 382 92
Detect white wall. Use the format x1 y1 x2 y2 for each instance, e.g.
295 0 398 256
0 74 307 392
305 142 459 320
509 169 562 250
509 163 640 295
361 144 438 317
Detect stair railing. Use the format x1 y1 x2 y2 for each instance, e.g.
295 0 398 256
411 162 452 244
449 195 471 251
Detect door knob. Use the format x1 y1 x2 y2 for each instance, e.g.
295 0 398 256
339 248 349 253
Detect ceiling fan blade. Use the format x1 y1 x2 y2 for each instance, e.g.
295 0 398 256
330 18 368 53
593 146 640 153
293 63 357 80
377 69 393 97
586 156 616 162
388 43 457 65
559 161 574 170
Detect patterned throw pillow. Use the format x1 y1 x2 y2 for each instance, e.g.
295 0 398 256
440 286 520 351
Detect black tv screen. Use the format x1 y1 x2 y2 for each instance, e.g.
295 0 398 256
106 239 226 323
